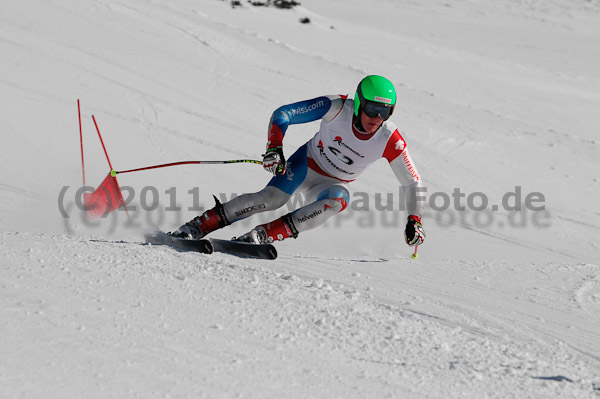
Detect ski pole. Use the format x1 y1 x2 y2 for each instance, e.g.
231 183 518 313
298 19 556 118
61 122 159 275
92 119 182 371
411 245 419 260
110 159 263 176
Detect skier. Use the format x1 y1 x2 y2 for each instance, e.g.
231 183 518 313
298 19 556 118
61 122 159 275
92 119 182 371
172 75 425 247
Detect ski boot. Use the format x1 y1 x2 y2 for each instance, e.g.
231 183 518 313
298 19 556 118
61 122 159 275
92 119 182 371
171 196 229 239
234 214 298 244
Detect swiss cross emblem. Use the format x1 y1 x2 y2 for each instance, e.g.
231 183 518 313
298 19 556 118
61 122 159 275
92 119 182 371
383 130 407 162
395 139 405 152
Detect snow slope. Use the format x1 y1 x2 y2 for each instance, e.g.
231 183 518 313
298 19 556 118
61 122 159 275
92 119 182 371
2 231 600 398
1 0 600 397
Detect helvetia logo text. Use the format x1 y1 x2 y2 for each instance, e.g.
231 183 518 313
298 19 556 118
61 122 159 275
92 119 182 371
296 209 323 224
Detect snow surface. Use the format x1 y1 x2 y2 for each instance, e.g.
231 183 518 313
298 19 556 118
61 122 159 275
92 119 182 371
1 0 600 397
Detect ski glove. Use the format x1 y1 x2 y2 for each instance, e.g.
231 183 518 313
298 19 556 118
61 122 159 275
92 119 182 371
404 215 425 246
262 146 286 176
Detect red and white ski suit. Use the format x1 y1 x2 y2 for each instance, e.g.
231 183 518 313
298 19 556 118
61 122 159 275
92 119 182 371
222 95 424 235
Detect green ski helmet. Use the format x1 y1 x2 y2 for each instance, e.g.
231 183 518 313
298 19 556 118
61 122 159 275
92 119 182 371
354 75 396 121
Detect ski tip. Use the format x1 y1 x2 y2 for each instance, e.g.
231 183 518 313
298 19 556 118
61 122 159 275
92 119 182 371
267 245 278 260
201 240 214 254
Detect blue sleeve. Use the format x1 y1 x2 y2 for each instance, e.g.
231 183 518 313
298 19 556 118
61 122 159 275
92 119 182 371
268 96 333 147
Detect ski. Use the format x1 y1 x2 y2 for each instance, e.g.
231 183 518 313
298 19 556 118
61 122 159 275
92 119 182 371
145 232 277 260
145 231 213 254
209 237 278 260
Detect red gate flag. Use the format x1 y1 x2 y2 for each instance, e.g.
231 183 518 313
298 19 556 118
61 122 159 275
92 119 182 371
78 102 129 219
84 173 126 218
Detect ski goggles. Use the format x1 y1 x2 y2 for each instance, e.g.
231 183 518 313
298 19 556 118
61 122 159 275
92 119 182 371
362 100 394 120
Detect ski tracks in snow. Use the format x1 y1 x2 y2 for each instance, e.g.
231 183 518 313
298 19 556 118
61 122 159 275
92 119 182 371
2 231 600 398
573 273 600 314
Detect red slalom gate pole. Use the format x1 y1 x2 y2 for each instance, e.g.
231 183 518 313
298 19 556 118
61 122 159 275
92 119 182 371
78 100 85 187
92 115 114 171
90 115 129 220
